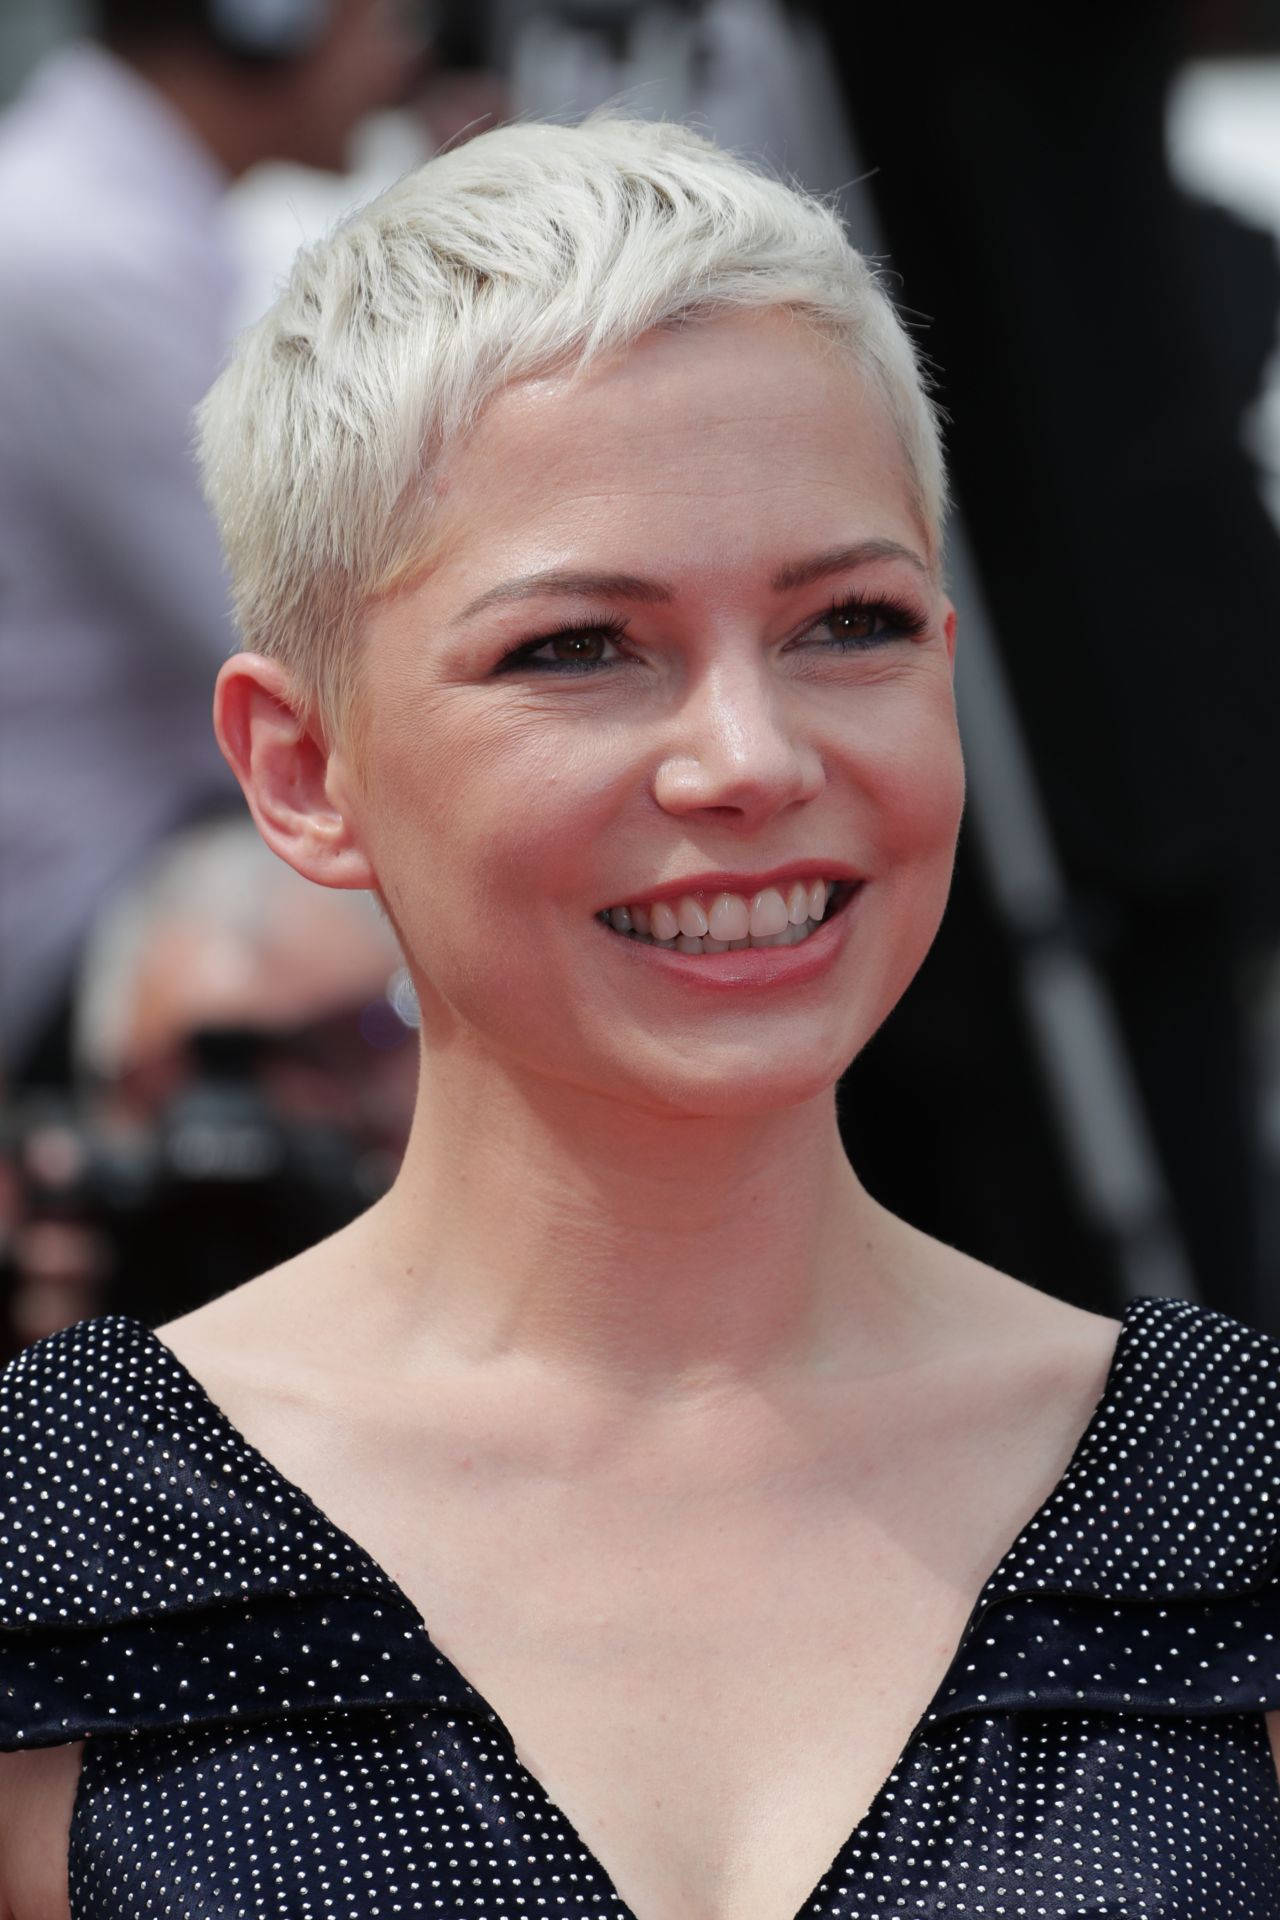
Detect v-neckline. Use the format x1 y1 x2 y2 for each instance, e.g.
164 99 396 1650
129 1297 1141 1920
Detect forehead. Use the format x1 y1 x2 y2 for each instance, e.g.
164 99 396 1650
424 311 930 597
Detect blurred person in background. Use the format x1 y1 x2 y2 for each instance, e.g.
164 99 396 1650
3 815 418 1351
0 0 421 1097
73 813 415 1138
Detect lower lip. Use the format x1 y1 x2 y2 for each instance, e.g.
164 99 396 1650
597 885 863 991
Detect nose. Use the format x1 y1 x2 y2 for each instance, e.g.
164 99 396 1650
650 655 825 824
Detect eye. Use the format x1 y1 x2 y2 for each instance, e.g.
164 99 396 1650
808 595 929 649
493 618 629 674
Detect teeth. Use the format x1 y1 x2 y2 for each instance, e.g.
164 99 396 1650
748 888 789 938
708 893 750 942
754 921 810 948
600 877 848 954
607 915 824 954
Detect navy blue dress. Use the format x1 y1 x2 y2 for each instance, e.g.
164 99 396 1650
2 1293 1280 1915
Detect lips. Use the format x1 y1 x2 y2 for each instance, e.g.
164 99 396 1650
603 863 863 915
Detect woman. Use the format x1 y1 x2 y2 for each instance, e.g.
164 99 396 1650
2 113 1279 1918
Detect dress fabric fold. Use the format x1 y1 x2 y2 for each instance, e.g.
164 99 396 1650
2 1295 1280 1914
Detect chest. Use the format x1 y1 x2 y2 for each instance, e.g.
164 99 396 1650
314 1468 1007 1920
427 1582 974 1918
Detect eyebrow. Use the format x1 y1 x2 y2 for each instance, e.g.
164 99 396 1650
454 538 930 624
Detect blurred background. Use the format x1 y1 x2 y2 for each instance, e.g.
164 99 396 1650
3 0 1280 1357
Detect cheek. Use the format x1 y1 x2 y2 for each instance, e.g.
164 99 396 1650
854 685 966 867
362 702 620 938
854 695 965 1020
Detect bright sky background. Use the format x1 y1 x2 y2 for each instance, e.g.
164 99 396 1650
1167 58 1280 532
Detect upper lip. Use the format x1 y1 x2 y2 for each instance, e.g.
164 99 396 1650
603 861 864 911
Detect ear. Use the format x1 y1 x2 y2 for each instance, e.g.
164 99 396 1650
213 652 375 891
942 600 958 674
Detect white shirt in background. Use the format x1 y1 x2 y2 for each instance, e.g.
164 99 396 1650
0 41 244 1073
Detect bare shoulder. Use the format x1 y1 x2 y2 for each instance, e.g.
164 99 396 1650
838 1229 1128 1540
1269 1712 1280 1794
0 1742 82 1920
151 1243 327 1353
151 1226 367 1385
982 1269 1125 1389
883 1218 1125 1400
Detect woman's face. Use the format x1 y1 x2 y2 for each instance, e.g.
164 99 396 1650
340 309 964 1117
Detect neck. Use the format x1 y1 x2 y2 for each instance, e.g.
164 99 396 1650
348 1043 919 1404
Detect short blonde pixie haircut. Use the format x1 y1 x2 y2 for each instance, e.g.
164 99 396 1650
196 112 948 755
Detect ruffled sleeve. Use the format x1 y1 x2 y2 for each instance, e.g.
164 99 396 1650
0 1315 486 1750
922 1581 1280 1725
919 1295 1280 1732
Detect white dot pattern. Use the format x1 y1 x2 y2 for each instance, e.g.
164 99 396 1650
1 1296 1279 1913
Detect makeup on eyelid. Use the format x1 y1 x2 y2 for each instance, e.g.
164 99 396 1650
490 591 931 675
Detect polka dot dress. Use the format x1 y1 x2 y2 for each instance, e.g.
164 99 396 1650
3 1294 1280 1914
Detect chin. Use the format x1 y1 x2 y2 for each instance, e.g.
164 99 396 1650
598 1041 855 1120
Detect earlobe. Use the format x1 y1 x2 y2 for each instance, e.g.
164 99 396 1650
212 653 376 891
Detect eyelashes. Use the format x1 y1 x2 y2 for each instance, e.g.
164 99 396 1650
491 592 930 675
494 612 631 675
816 593 929 648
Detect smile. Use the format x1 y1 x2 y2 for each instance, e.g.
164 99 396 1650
595 879 857 955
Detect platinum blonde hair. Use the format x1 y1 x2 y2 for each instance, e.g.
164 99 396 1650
196 112 948 752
